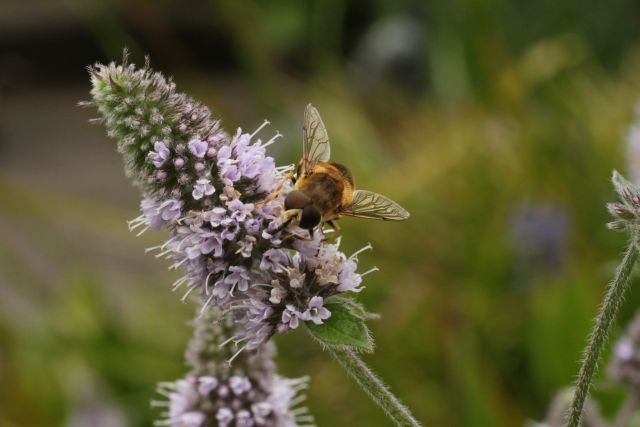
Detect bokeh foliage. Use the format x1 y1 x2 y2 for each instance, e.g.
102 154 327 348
3 0 640 426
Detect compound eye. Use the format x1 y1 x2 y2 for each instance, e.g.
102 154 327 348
299 204 321 229
284 190 310 210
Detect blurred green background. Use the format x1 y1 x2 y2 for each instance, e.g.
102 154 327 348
3 0 640 426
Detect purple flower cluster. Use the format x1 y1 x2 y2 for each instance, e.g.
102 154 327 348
105 72 375 354
123 121 300 310
89 57 378 423
229 241 375 352
134 189 372 353
158 373 311 427
133 181 285 302
139 125 280 210
155 309 313 427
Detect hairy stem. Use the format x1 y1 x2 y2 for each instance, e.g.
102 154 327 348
568 242 639 427
327 346 422 427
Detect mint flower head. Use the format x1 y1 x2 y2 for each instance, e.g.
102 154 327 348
154 308 313 427
88 54 379 358
88 53 421 427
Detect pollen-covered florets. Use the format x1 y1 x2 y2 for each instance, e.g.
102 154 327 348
155 309 313 427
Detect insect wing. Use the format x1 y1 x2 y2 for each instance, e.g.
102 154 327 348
302 104 331 175
340 190 410 221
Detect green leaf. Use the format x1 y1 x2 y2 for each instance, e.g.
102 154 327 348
305 302 374 352
326 295 380 320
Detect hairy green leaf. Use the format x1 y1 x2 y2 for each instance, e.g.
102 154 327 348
306 302 374 352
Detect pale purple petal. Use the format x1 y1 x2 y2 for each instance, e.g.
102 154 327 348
216 407 234 427
192 178 215 200
149 141 170 167
188 139 208 158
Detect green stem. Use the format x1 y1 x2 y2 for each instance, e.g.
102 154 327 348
327 346 422 427
568 241 639 427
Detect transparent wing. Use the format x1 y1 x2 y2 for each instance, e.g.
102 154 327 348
302 104 331 175
340 190 410 221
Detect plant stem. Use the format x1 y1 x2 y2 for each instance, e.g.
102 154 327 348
613 386 640 427
327 346 422 427
568 241 639 427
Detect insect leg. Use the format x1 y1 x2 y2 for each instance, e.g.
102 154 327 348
282 231 315 244
257 171 295 206
283 208 302 224
322 220 341 241
273 209 302 234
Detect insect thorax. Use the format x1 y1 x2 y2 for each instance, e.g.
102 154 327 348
328 161 355 188
296 167 345 215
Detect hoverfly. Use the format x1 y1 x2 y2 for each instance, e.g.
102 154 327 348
274 104 409 239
